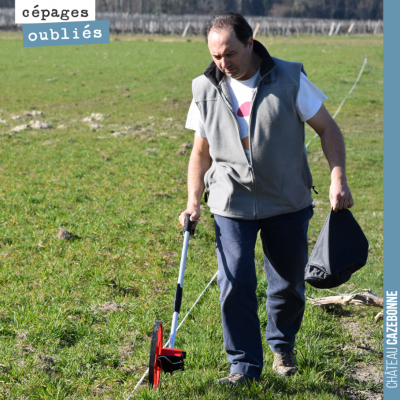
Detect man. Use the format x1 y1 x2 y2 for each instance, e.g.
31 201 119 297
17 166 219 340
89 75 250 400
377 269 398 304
179 12 353 386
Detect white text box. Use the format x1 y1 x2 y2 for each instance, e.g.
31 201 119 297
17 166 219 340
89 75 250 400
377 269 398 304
15 1 95 24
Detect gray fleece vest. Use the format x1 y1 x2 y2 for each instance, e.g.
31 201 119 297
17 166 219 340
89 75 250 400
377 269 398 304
192 40 313 220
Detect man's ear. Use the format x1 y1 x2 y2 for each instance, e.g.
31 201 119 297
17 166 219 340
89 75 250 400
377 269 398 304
247 37 254 50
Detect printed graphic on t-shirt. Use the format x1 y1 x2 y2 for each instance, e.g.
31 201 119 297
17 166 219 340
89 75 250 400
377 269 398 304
226 71 259 139
185 71 328 138
237 102 251 118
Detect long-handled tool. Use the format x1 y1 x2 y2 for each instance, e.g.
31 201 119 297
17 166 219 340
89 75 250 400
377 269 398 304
148 214 194 389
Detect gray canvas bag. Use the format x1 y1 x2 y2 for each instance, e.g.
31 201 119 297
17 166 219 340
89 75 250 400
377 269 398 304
305 208 369 289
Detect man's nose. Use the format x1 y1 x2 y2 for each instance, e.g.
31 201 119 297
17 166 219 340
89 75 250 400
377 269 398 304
220 57 229 69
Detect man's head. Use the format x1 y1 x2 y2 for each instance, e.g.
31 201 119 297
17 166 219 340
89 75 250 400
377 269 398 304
205 12 255 81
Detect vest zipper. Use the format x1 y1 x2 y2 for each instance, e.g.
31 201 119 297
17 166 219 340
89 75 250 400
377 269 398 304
247 88 259 219
217 86 250 166
218 85 257 219
217 65 275 220
247 66 276 220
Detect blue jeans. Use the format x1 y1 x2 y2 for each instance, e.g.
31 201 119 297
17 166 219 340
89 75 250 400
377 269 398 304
214 206 313 380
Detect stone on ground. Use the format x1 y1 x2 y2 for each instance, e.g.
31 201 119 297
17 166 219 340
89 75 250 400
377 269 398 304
93 302 124 312
31 120 52 129
91 113 109 120
143 147 158 153
110 131 125 137
56 227 75 240
181 141 193 149
11 124 30 132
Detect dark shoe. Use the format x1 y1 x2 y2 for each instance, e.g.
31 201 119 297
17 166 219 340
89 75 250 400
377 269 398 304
272 350 298 376
216 373 253 387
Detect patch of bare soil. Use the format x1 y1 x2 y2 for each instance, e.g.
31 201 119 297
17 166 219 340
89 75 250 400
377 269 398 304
143 147 158 154
340 318 383 399
37 355 56 375
154 283 167 293
352 363 382 386
119 342 135 361
21 344 34 354
17 333 28 342
341 386 382 400
11 124 30 132
31 120 52 129
121 365 146 376
92 385 110 397
92 302 124 312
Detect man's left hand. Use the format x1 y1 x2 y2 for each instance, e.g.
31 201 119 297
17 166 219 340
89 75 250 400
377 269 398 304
329 178 354 211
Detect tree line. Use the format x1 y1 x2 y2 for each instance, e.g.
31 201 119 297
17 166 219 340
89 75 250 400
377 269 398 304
0 0 383 20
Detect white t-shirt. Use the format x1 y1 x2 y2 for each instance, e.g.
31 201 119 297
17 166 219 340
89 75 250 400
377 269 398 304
185 71 328 161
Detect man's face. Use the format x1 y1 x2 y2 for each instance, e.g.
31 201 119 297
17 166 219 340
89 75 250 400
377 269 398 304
207 28 253 81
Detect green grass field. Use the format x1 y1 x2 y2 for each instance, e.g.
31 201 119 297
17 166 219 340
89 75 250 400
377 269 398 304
0 33 383 399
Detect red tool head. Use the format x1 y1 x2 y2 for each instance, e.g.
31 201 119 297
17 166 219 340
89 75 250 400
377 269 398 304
149 321 163 388
148 321 186 389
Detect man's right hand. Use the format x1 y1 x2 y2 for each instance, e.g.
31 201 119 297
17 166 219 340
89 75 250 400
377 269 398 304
179 207 201 229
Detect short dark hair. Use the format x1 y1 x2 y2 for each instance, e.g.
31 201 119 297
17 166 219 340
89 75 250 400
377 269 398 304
205 11 253 46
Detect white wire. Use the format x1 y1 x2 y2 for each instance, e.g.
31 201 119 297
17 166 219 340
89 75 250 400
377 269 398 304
305 56 368 148
127 368 149 398
175 271 219 332
125 270 219 399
